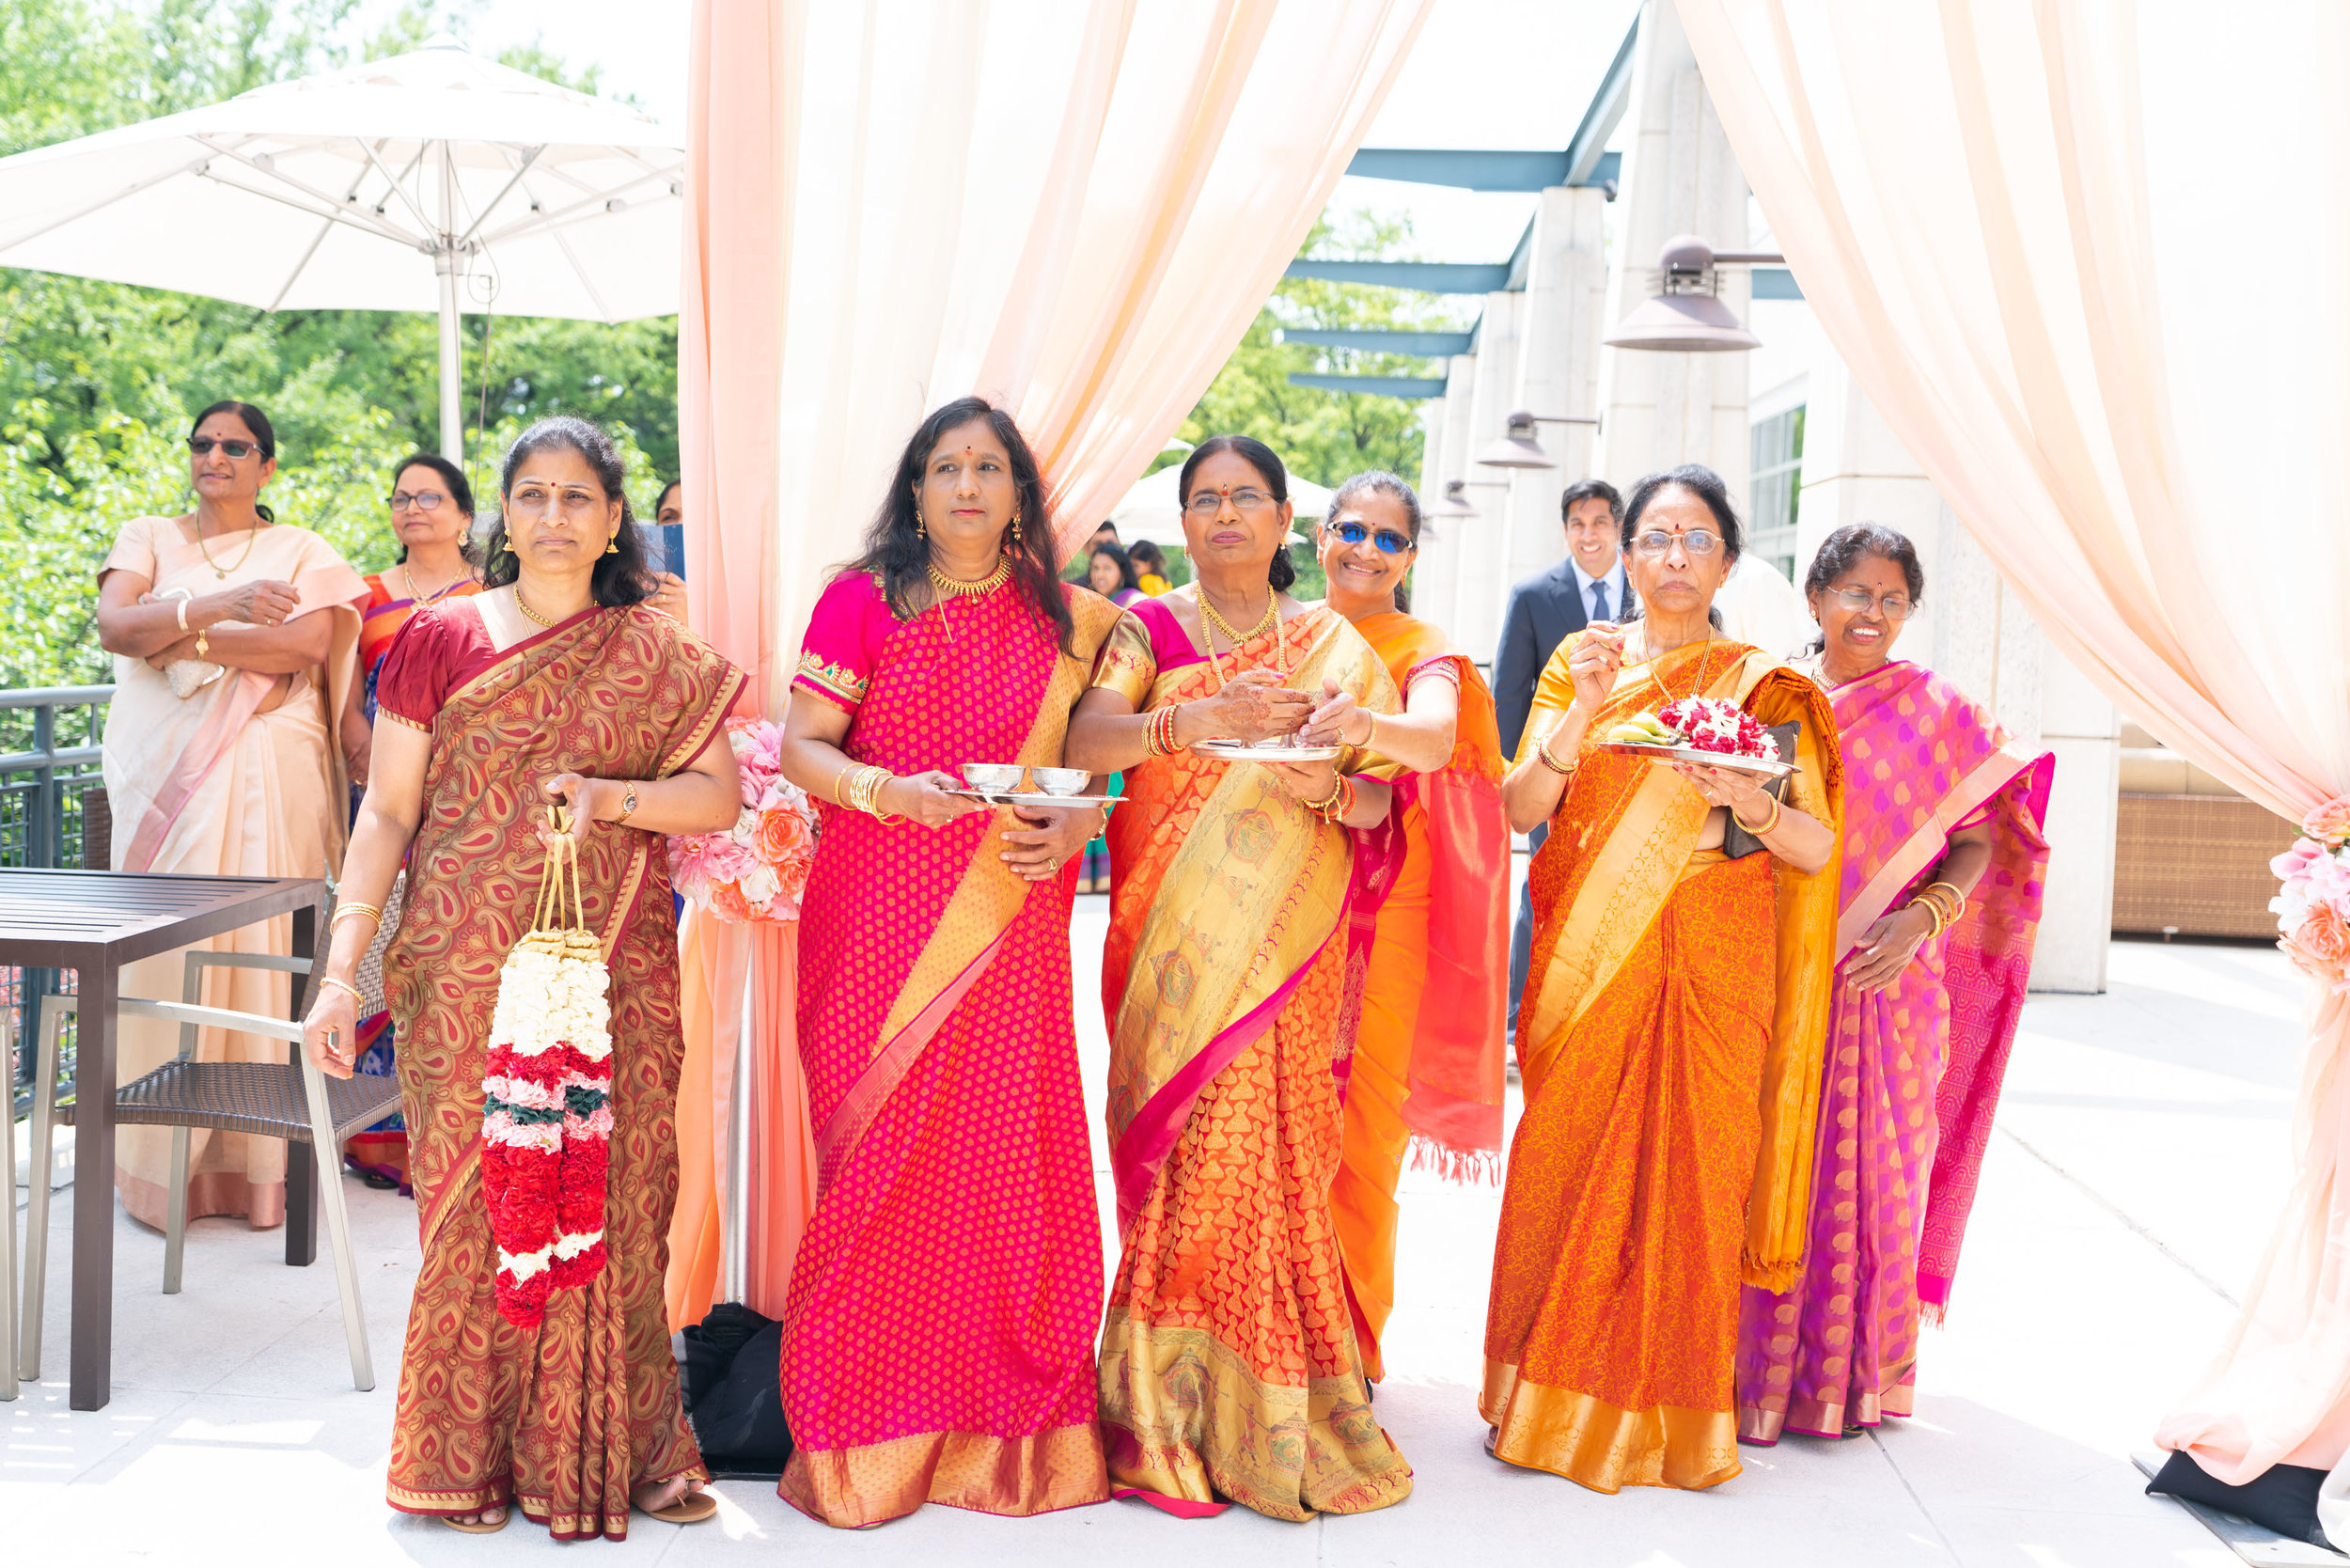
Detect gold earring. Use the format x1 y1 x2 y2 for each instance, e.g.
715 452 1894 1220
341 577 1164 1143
1010 513 1024 547
605 531 619 555
916 510 927 540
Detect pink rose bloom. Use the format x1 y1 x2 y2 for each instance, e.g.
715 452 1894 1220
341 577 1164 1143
666 833 718 902
2273 838 2328 887
2304 850 2350 914
700 834 758 886
2305 794 2350 845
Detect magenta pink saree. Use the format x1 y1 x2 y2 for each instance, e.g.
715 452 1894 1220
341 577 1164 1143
1735 659 2052 1442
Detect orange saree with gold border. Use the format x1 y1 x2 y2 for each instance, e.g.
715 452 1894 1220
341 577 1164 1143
1091 601 1413 1521
1482 631 1842 1494
384 604 744 1541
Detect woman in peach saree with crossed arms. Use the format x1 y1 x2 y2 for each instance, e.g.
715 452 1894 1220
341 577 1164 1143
1486 463 1845 1494
1065 435 1413 1520
302 417 746 1538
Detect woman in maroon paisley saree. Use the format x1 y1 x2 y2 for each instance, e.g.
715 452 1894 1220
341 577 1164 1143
303 417 747 1540
774 398 1121 1529
1735 525 2051 1445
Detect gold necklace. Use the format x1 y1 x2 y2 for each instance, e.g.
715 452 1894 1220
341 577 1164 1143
924 553 1012 640
403 561 466 606
1633 624 1715 705
196 514 264 580
513 587 558 627
1197 587 1283 689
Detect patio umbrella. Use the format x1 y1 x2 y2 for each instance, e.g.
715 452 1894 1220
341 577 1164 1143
0 38 683 463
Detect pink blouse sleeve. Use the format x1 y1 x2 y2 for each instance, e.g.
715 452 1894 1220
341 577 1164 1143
793 572 889 713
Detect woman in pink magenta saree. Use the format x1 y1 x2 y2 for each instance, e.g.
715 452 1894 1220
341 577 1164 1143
773 400 1122 1528
1736 525 2052 1444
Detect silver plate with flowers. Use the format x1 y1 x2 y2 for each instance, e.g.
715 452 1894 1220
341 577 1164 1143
1191 738 1343 763
1594 741 1797 782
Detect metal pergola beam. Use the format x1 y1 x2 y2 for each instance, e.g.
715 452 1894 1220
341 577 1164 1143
1282 260 1511 293
1751 267 1804 300
1341 147 1620 193
1287 373 1447 399
1563 17 1641 187
1279 328 1473 356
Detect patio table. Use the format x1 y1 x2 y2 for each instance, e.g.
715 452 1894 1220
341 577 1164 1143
0 870 321 1410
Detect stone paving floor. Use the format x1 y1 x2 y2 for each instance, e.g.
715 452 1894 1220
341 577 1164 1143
2 923 2299 1566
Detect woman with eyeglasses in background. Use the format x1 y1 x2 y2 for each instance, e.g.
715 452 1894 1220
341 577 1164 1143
1292 472 1511 1389
1065 434 1412 1520
93 399 369 1232
352 455 483 785
1733 524 2050 1449
1482 463 1844 1495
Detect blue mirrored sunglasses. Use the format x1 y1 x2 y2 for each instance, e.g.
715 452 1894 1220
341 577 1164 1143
1325 520 1414 556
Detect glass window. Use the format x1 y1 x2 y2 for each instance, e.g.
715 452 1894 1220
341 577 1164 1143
1748 405 1805 580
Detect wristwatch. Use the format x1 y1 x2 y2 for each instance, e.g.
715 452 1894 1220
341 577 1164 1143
617 781 638 823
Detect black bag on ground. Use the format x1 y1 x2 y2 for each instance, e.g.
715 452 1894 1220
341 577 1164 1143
2144 1449 2330 1547
680 1302 793 1480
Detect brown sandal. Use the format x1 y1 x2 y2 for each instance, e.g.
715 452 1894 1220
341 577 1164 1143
643 1487 718 1525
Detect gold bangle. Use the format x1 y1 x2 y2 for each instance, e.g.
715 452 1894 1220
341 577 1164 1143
316 975 365 1005
1535 727 1575 775
330 902 383 926
1910 898 1947 941
1922 880 1968 921
1733 790 1783 837
195 630 210 660
1304 775 1346 816
1359 710 1378 750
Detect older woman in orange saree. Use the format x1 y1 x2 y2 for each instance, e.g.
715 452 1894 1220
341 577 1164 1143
774 400 1122 1529
1067 436 1412 1521
1299 472 1510 1381
1485 466 1844 1494
302 418 746 1539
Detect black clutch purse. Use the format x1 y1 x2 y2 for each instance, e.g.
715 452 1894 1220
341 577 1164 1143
1720 721 1799 861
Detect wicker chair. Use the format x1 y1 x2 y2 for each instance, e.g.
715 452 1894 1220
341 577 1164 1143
16 948 398 1392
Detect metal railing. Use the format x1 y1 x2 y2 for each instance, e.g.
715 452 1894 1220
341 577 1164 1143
4 685 111 1118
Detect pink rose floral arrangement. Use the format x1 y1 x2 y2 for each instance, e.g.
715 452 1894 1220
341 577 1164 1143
1656 697 1778 763
666 717 821 923
2271 793 2350 990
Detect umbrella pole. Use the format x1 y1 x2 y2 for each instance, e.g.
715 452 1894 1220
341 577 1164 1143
436 148 463 464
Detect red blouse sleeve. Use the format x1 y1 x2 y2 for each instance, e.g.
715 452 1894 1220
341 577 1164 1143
375 600 489 729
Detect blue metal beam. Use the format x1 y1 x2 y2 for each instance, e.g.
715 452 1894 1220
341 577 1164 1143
1282 260 1510 293
1287 373 1447 400
1750 267 1804 301
1279 328 1473 356
1563 18 1640 187
1341 148 1620 192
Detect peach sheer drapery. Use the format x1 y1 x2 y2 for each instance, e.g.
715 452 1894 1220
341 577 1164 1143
668 0 1430 1325
1675 0 2350 1486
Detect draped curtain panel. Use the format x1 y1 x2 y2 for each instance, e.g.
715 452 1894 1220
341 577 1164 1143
667 0 1430 1324
1675 0 2350 1487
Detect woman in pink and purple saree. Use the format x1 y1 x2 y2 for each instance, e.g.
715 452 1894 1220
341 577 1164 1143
1735 525 2052 1444
774 400 1121 1529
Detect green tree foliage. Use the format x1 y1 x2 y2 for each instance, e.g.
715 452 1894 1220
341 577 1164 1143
0 0 679 688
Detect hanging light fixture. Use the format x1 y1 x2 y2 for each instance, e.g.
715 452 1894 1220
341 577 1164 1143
1475 410 1601 470
1429 478 1507 519
1604 235 1784 353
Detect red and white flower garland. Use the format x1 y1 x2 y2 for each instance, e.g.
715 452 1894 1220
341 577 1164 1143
482 921 614 1330
1657 696 1779 762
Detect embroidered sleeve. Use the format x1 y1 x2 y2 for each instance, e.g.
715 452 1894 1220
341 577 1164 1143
1088 611 1157 707
791 572 884 714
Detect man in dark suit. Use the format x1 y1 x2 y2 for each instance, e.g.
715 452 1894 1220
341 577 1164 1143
1493 478 1629 1040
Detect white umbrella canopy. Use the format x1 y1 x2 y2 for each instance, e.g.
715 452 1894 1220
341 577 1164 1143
1105 463 1335 544
0 39 683 460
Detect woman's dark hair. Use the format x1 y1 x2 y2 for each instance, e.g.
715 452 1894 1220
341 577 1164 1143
191 400 277 523
1620 464 1743 630
388 452 478 565
1561 476 1622 521
1176 434 1296 591
1127 539 1167 577
1324 469 1423 613
1090 541 1141 596
1803 523 1925 652
848 396 1075 655
481 416 657 608
654 478 682 518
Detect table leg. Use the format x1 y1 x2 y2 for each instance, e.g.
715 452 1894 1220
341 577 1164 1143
70 961 117 1412
284 902 317 1269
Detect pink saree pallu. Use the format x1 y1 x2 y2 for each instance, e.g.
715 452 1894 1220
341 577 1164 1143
1735 659 2052 1442
778 572 1121 1529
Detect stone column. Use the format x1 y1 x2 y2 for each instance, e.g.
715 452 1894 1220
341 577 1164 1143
1451 292 1520 654
1413 348 1480 639
1592 0 1753 508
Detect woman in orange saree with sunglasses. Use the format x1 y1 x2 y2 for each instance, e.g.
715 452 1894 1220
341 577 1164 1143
1066 436 1412 1521
302 416 746 1539
1296 471 1510 1382
774 400 1122 1529
1485 465 1844 1495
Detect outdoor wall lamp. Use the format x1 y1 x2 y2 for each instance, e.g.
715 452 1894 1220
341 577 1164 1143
1475 411 1602 470
1604 235 1784 352
1429 478 1508 519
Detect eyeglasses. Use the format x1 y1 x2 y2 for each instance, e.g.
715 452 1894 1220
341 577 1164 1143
1632 528 1720 558
1324 520 1414 556
1185 487 1278 516
188 437 261 460
388 490 448 512
1831 587 1915 621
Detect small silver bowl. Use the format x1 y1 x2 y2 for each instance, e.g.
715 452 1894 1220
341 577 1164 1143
963 763 1026 792
1028 767 1089 797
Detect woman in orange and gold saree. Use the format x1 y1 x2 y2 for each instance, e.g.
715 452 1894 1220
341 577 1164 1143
1066 435 1414 1520
1298 472 1510 1380
772 399 1123 1529
1736 525 2051 1444
1485 464 1845 1494
301 416 747 1539
96 400 367 1230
